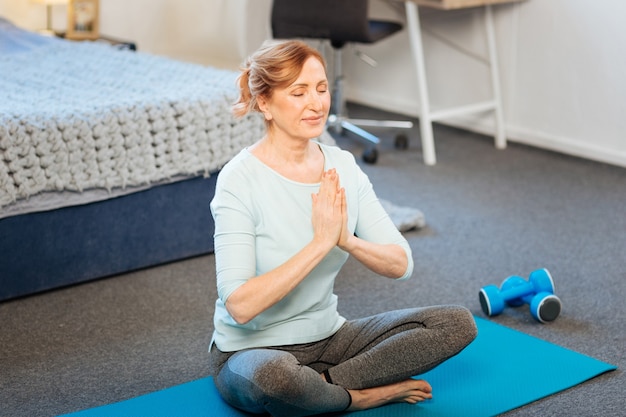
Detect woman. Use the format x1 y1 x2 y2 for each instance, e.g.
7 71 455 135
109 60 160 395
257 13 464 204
209 40 477 416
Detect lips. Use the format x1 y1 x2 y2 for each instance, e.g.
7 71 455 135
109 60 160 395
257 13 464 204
302 115 325 122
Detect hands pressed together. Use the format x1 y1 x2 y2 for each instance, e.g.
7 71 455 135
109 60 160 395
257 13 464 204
311 169 352 252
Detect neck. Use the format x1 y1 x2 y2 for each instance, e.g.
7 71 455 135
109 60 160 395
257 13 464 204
256 132 312 165
250 133 324 183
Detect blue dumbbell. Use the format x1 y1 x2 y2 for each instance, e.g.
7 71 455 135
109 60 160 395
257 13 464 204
479 268 562 323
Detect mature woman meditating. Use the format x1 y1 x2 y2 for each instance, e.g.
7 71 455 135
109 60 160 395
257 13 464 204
208 39 477 417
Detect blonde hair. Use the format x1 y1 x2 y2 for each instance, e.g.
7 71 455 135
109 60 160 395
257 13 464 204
232 40 326 119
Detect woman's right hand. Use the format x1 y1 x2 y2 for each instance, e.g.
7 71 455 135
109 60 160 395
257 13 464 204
311 169 344 250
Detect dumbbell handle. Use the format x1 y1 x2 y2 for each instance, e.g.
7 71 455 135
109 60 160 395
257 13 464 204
500 278 537 301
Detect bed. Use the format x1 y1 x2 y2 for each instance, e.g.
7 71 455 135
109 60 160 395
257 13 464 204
0 18 268 301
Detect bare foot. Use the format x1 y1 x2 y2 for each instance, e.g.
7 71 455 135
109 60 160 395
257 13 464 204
347 379 433 411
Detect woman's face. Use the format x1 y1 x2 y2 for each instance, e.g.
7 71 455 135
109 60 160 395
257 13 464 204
259 56 330 141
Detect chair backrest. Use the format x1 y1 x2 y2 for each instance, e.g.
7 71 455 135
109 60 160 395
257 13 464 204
271 0 371 47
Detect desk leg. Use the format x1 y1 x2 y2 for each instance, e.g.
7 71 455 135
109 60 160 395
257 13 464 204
405 1 436 166
485 5 507 149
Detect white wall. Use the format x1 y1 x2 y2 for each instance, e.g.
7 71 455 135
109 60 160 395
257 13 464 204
346 0 626 167
2 0 624 167
506 0 626 166
0 0 271 69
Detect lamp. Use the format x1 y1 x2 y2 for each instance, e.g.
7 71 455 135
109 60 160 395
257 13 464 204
32 0 68 35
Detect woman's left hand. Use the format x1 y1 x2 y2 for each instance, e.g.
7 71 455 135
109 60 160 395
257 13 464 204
337 186 355 252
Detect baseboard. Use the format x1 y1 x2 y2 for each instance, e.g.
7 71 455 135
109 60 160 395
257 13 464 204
347 90 626 169
444 116 626 169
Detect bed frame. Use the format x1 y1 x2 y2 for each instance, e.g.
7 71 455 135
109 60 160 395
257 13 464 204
0 174 217 301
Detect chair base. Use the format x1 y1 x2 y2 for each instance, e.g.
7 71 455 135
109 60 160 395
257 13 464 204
327 114 413 164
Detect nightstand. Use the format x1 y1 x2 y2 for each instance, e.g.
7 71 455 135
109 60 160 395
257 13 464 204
55 32 137 51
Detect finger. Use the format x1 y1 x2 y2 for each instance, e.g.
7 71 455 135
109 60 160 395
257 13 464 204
330 169 339 186
319 170 333 192
324 168 338 184
326 171 338 195
337 188 345 218
340 188 346 210
320 178 339 205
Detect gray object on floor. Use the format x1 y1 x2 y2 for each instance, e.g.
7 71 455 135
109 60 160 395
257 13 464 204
379 198 426 232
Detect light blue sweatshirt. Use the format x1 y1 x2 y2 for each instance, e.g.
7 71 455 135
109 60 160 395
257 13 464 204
210 142 413 352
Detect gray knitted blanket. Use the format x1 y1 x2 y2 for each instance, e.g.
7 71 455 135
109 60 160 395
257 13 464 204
0 37 264 210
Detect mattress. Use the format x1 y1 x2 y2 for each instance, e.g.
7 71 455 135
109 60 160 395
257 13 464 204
0 17 264 217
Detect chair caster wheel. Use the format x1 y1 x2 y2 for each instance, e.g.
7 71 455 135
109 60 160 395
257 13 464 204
362 148 378 164
395 133 409 150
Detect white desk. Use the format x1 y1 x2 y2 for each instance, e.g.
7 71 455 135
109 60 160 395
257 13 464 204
401 0 523 165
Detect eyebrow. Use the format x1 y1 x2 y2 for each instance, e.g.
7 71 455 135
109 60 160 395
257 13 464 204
289 80 328 88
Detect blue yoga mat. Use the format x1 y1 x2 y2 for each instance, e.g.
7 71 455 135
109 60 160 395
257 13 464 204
59 318 616 417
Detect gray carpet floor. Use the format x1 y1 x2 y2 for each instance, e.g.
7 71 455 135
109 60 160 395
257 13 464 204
1 103 624 417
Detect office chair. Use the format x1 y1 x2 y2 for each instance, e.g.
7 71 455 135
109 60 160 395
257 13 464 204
271 0 413 163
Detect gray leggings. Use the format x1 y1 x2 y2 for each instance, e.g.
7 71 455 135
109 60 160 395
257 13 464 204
209 305 477 417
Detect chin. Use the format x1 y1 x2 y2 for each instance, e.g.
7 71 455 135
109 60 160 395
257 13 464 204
306 125 327 139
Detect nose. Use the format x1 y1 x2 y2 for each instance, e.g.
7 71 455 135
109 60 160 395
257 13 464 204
308 90 324 111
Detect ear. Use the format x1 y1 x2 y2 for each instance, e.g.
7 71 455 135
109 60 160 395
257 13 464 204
257 95 272 121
